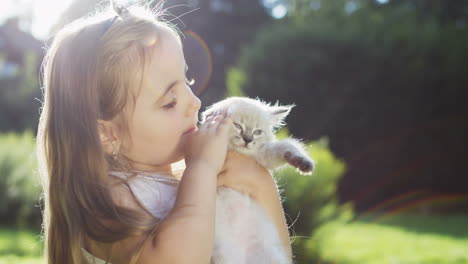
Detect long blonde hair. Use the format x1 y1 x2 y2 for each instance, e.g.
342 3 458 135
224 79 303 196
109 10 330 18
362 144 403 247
36 2 180 263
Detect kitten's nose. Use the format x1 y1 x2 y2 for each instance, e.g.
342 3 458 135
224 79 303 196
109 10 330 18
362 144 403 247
243 137 252 144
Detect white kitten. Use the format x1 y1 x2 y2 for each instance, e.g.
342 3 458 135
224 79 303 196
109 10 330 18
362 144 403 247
202 97 314 264
202 96 314 175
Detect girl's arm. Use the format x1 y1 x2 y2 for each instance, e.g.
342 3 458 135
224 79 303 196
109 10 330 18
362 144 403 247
140 162 218 264
103 162 218 264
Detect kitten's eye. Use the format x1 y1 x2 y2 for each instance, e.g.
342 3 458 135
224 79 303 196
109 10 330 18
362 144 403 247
253 129 263 136
233 122 243 130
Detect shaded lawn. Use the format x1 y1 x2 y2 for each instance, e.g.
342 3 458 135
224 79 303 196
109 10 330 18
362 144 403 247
310 213 468 264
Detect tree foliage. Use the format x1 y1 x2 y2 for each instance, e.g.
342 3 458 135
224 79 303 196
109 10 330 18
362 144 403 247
229 1 468 210
0 131 41 228
0 52 42 133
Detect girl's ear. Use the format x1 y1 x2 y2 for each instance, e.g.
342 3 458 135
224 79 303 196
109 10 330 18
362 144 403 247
269 104 295 127
97 120 121 155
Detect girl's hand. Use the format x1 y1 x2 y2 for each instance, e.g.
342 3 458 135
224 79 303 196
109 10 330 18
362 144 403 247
217 151 272 199
184 113 232 174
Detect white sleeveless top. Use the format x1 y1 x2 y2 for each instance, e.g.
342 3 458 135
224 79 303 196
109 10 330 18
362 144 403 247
82 170 180 264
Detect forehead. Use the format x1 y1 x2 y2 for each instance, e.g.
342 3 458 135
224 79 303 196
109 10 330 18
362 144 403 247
142 24 185 96
151 24 184 68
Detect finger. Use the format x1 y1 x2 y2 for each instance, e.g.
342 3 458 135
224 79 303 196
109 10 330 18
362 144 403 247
213 109 229 120
204 115 222 132
207 116 222 132
212 115 223 123
220 115 232 124
216 117 232 134
205 115 214 122
210 108 228 118
222 109 230 118
203 112 214 121
199 116 214 131
207 115 222 126
201 115 214 126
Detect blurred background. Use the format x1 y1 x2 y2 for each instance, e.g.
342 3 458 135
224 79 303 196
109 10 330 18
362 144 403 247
1 0 468 263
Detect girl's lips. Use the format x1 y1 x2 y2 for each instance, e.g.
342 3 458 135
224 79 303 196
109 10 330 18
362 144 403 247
183 126 198 135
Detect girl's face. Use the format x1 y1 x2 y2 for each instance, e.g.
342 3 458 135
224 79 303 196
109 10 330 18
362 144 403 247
122 26 201 173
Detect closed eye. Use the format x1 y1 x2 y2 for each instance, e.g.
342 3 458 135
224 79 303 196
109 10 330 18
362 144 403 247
163 100 177 109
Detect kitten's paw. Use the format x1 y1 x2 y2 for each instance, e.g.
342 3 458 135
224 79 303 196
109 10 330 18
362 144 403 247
284 151 314 175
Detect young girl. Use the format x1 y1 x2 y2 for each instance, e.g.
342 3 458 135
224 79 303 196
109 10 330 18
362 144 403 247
36 2 292 264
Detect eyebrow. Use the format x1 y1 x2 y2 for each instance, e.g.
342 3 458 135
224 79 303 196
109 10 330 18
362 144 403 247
156 80 178 104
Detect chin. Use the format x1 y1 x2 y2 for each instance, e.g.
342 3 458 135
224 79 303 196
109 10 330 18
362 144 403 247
167 149 185 164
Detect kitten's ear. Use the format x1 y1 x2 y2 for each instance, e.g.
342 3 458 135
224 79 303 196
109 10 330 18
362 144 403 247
269 104 295 127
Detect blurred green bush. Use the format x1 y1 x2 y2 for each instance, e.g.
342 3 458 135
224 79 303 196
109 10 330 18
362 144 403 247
273 129 353 263
227 4 468 141
0 131 41 228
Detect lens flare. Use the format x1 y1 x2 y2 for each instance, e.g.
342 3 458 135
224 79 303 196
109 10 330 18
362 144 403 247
182 30 213 96
357 190 468 223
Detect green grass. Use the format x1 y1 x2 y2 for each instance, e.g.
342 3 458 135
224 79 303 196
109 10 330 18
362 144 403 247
0 228 42 264
0 256 42 264
2 214 468 264
310 213 468 264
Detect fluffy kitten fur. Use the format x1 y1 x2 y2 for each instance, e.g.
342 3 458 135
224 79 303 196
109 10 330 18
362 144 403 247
202 97 314 264
202 97 314 174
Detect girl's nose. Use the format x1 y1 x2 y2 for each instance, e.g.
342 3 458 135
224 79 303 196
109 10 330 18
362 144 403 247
186 93 201 117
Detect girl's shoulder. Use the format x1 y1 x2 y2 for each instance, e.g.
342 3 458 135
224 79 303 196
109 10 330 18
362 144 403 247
82 170 180 264
109 170 179 220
